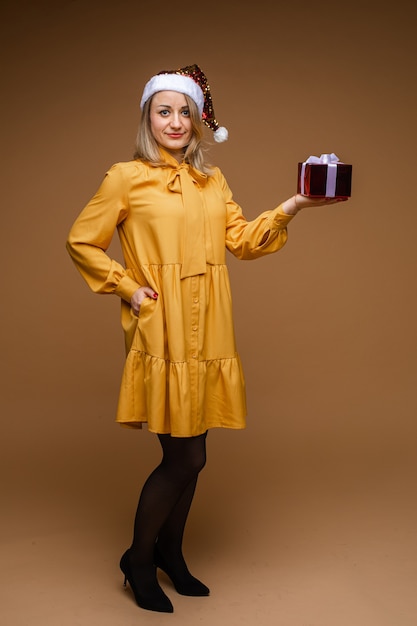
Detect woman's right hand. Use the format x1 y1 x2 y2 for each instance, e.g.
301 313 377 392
130 286 158 316
282 194 348 215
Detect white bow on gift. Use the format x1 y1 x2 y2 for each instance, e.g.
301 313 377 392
300 153 340 197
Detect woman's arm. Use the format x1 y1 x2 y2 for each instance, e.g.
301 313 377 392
66 164 141 303
220 170 347 260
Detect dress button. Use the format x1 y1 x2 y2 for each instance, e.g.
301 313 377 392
192 326 198 331
193 297 199 303
192 354 197 359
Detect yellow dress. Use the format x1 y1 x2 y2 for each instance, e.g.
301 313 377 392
66 150 294 436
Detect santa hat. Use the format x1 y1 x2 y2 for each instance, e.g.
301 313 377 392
140 64 228 143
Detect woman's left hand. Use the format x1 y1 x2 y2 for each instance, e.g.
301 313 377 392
282 194 348 215
130 286 158 316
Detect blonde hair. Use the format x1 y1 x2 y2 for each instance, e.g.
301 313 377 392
133 94 212 175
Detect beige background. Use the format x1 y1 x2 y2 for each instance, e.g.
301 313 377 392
1 0 417 624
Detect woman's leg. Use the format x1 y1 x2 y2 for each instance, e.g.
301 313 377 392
155 471 210 595
156 476 198 558
131 432 207 563
121 432 208 610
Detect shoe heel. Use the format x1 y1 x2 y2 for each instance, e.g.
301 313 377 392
119 549 174 613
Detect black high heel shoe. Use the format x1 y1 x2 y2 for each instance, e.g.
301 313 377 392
154 543 210 597
120 549 174 613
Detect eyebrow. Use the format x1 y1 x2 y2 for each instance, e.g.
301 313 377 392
156 104 189 110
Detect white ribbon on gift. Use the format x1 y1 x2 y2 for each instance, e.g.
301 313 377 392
300 153 340 197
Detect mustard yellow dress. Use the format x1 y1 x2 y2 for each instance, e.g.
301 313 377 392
67 150 294 436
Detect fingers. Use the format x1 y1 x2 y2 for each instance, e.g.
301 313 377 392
146 287 159 299
300 195 349 209
130 286 158 316
323 197 349 205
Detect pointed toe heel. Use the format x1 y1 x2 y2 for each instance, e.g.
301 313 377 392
120 549 174 613
154 544 210 597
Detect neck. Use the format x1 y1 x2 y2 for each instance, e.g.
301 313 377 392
171 151 185 163
161 146 186 164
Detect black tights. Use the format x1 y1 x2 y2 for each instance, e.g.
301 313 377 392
129 431 207 575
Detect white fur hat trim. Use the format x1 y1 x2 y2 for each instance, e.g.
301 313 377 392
140 74 205 116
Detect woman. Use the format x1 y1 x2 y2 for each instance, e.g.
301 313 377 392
66 64 345 613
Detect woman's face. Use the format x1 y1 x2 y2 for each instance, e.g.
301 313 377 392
149 90 193 159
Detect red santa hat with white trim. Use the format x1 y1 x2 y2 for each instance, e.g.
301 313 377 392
140 64 228 143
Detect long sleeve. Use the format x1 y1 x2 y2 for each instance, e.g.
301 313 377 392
217 169 295 260
66 164 141 302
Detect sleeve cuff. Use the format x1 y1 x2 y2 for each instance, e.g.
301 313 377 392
114 275 141 302
272 204 296 226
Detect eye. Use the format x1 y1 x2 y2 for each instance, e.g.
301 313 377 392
181 109 190 117
159 109 170 116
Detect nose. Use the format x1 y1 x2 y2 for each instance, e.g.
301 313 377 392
170 112 182 128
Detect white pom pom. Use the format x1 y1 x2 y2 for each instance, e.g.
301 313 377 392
214 126 228 143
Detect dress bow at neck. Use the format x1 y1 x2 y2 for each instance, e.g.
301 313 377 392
167 162 208 279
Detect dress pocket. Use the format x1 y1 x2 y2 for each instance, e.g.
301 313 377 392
137 295 153 319
121 296 156 353
132 296 166 358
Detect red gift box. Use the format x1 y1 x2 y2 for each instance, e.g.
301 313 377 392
297 153 352 198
